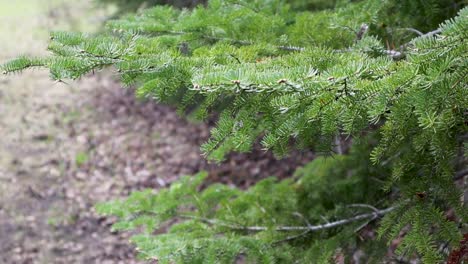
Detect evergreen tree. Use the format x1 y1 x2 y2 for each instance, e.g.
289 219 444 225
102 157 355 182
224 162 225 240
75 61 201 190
2 0 467 262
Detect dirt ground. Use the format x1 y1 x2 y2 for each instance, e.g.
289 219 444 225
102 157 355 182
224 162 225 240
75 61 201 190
0 1 315 263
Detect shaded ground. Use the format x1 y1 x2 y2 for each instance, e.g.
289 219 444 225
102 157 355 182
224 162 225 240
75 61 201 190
0 1 314 263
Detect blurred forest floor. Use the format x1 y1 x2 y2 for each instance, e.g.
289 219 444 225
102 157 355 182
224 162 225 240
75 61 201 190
0 1 314 263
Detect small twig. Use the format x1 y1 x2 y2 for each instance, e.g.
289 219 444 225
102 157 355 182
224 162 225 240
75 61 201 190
292 212 313 228
180 206 395 232
320 215 330 224
402 28 424 36
347 204 381 232
421 29 442 38
390 28 424 36
272 229 310 244
354 218 374 233
347 203 379 213
273 213 318 244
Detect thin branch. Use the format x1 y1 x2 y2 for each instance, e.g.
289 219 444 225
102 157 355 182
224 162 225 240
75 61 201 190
273 212 325 244
320 215 330 224
272 229 311 244
348 204 382 232
354 218 374 233
292 212 313 228
347 203 379 213
397 28 424 36
180 206 395 232
421 29 442 38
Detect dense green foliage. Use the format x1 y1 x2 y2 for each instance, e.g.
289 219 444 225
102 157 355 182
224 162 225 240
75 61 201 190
2 0 467 262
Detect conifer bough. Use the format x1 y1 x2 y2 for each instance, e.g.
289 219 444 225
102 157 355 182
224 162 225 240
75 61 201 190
2 0 467 263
